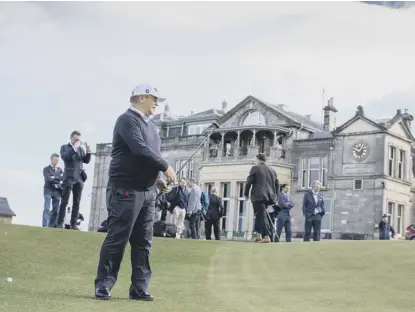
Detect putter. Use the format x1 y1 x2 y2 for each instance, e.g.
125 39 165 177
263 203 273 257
157 121 220 199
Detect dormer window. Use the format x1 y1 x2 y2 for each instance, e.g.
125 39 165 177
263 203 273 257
241 110 266 126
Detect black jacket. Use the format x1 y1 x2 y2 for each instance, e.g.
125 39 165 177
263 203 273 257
109 109 168 191
43 165 64 195
244 163 279 204
206 194 224 220
60 144 91 183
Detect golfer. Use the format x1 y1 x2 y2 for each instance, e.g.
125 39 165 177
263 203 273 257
94 84 176 301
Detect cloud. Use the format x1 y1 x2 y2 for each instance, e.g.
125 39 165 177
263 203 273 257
0 1 414 228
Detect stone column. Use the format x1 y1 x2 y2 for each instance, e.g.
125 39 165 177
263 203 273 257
273 130 278 147
234 130 240 159
252 129 256 147
219 132 224 157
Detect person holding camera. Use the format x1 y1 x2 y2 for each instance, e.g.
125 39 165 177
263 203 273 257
43 153 64 227
55 130 92 230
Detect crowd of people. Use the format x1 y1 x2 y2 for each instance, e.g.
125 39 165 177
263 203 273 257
42 130 91 230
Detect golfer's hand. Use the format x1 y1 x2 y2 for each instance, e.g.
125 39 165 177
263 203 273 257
156 178 168 192
163 166 176 184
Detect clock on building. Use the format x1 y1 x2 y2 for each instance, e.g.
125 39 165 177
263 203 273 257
352 142 369 160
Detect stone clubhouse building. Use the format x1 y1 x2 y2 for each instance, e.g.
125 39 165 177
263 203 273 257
88 95 415 240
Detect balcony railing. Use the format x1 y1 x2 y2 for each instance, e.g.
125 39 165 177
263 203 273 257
204 146 289 163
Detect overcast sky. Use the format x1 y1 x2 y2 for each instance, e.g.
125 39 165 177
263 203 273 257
0 2 414 230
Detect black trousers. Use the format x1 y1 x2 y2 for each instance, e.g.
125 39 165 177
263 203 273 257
57 181 84 226
189 211 201 239
303 214 322 242
205 218 220 240
253 201 271 238
275 214 292 242
95 188 155 294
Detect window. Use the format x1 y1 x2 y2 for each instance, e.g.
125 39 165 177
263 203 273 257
235 183 247 232
180 160 188 179
387 202 395 225
354 179 363 190
300 158 307 188
221 182 231 231
188 123 211 135
204 183 214 193
398 150 405 180
321 199 332 231
397 204 404 235
188 160 194 178
388 146 396 177
299 156 328 188
241 110 266 126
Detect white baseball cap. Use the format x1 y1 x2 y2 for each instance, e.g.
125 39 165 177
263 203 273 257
131 84 166 102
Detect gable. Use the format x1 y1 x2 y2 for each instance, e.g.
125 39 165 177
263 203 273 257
217 96 298 129
387 120 414 141
338 118 381 134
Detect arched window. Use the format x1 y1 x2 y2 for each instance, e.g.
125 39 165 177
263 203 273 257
241 110 266 126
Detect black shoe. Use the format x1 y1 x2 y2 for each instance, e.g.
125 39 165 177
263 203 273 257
129 290 154 301
95 286 111 300
97 226 108 233
70 224 80 230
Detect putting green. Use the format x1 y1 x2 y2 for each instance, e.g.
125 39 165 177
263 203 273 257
1 224 414 312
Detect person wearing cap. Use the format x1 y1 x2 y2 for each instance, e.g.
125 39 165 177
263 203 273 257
378 214 395 240
244 153 280 243
94 84 176 302
302 180 325 242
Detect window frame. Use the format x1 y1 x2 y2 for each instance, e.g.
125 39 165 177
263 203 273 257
353 179 363 191
299 156 328 189
220 182 231 231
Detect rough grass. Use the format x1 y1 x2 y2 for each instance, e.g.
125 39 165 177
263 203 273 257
1 224 415 312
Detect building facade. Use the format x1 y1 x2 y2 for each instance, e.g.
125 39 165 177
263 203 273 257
88 96 415 240
0 197 16 224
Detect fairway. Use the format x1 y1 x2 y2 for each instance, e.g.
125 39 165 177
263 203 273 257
1 224 415 312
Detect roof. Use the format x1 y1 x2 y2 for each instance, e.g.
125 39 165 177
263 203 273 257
0 197 16 217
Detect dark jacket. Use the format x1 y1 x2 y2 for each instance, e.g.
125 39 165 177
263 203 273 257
60 144 91 183
302 190 325 218
166 185 189 212
379 221 395 240
206 194 224 220
277 192 294 217
244 163 279 204
43 165 64 195
109 109 168 191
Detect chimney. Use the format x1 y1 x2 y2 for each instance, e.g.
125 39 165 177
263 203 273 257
222 98 228 113
305 114 311 120
164 103 170 113
323 97 338 131
190 110 194 115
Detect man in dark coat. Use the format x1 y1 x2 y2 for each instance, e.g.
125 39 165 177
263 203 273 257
244 153 279 243
43 153 64 227
378 214 396 240
276 183 294 242
302 180 325 242
56 130 92 229
205 187 223 240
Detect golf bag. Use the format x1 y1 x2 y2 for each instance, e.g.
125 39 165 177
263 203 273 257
153 220 177 238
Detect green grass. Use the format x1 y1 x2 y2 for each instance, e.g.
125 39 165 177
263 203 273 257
1 224 415 312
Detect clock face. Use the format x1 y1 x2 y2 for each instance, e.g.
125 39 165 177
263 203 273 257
352 142 368 160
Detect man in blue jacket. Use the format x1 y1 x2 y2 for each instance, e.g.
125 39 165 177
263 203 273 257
302 180 325 242
276 183 294 242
